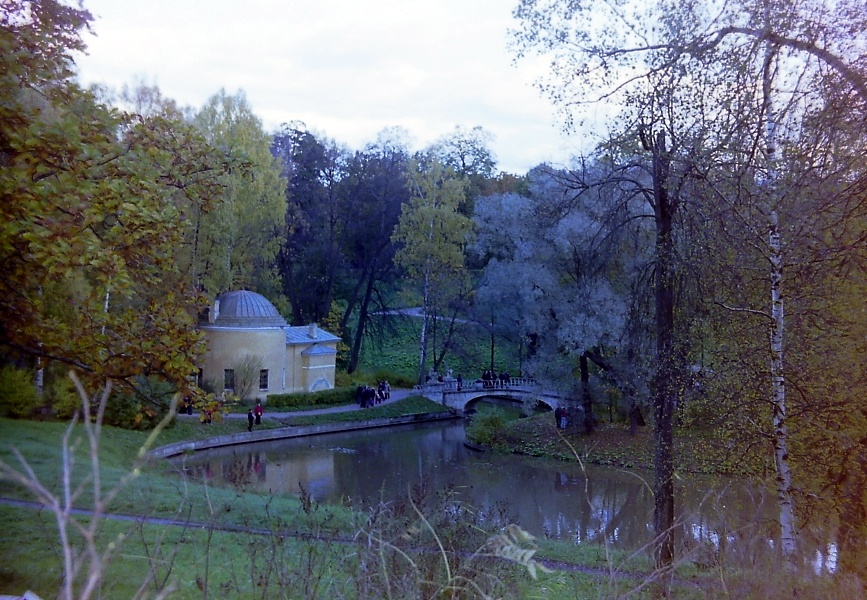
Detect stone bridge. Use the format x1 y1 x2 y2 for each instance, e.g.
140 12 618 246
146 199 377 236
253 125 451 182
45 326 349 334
416 378 577 416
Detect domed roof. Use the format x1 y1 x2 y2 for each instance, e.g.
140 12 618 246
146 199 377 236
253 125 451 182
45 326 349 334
212 290 287 327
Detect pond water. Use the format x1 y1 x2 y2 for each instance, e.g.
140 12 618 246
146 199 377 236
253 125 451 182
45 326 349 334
171 416 837 568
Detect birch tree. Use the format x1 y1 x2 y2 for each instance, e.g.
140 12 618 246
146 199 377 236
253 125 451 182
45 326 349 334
392 160 473 384
193 89 286 298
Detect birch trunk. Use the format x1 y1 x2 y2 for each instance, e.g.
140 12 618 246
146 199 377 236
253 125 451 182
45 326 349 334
769 209 797 559
417 271 431 385
762 30 798 560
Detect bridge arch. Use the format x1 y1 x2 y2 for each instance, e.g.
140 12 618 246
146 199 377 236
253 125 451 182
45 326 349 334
414 380 576 417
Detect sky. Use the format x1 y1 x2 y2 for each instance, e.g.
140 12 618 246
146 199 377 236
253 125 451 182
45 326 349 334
72 0 592 175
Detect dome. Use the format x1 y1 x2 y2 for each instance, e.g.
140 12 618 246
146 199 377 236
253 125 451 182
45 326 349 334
212 290 287 327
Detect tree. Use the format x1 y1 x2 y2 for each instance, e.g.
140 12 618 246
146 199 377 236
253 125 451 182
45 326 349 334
193 89 286 299
473 168 648 418
510 0 726 575
427 125 498 216
273 125 350 324
392 160 473 384
0 0 231 391
338 129 410 373
512 0 867 572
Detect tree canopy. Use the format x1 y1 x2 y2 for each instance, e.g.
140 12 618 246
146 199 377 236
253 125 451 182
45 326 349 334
0 0 232 389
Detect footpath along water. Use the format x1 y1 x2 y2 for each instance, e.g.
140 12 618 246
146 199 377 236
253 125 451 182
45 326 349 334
178 388 416 422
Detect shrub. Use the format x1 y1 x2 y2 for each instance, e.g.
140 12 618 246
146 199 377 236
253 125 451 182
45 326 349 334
0 365 40 418
465 407 509 449
334 369 353 387
366 369 416 389
103 376 175 430
231 354 263 402
46 375 79 419
267 386 357 409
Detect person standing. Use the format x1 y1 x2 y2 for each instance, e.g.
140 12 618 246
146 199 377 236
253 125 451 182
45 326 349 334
247 409 254 432
254 399 264 425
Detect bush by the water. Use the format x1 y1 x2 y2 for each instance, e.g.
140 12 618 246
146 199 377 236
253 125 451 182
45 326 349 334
465 407 510 449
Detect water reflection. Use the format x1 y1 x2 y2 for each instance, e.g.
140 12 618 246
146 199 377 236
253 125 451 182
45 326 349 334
172 420 784 557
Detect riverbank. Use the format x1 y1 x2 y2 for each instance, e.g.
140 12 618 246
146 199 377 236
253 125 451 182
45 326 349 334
0 411 841 599
150 409 459 459
476 412 770 477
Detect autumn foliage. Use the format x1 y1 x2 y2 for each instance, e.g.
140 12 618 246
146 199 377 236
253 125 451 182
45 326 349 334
0 1 233 392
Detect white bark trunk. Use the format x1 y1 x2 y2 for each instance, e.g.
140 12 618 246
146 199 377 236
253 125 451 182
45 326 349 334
763 25 797 559
417 272 430 385
769 209 797 559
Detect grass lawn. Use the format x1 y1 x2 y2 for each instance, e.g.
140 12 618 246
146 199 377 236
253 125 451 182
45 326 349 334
282 395 450 426
356 313 524 382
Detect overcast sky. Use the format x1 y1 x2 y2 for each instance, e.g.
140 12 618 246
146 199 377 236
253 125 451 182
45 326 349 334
72 0 593 174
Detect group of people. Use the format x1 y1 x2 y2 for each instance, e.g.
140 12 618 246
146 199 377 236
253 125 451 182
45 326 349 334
356 380 391 408
246 399 264 432
481 370 511 388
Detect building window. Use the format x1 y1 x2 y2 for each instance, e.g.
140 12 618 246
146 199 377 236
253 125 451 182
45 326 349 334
259 369 269 391
224 369 235 392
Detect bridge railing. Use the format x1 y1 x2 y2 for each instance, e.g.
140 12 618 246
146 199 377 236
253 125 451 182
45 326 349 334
417 377 539 393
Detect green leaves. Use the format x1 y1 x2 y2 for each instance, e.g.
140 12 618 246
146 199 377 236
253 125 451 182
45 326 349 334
392 159 473 279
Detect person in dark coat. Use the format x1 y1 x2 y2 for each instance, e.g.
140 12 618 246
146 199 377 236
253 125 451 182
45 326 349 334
247 409 254 432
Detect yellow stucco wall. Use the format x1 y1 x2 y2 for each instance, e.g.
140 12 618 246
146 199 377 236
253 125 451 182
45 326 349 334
283 344 338 392
200 327 286 401
302 349 338 391
200 327 338 401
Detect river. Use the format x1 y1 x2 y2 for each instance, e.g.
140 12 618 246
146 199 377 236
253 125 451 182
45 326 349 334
170 416 837 569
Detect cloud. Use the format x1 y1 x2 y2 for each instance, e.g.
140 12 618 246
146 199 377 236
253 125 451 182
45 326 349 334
76 0 583 173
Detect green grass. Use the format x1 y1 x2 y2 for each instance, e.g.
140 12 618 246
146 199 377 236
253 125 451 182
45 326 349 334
356 314 524 381
0 500 676 600
479 411 768 477
0 502 358 599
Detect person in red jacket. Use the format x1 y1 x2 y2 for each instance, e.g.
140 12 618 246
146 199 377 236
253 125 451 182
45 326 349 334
254 400 264 425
